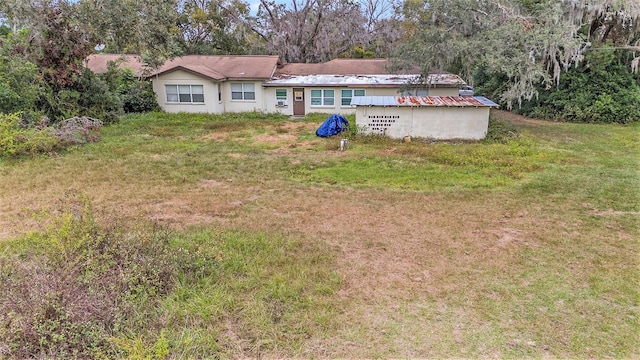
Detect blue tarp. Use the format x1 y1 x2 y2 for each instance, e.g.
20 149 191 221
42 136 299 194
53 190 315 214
315 114 349 137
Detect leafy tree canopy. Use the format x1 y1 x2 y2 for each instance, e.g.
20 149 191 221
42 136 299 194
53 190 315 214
396 0 640 106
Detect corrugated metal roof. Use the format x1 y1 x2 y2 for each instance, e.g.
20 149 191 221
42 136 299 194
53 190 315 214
350 96 499 107
264 73 465 87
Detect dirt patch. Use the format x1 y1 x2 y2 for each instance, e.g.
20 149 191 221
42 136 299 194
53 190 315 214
199 179 229 188
253 133 297 145
203 132 230 141
590 209 640 216
277 122 318 132
492 109 552 126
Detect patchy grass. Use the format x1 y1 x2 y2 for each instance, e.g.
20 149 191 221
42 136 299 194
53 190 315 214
0 109 638 358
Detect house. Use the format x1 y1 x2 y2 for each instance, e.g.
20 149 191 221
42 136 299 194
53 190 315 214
262 59 464 116
351 96 499 140
85 54 467 115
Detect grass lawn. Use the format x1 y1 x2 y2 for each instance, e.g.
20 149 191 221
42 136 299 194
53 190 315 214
0 110 638 358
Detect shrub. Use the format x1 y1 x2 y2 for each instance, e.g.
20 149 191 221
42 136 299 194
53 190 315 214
0 194 216 358
483 116 520 143
528 48 640 124
100 63 160 114
121 80 160 113
0 113 105 158
35 69 123 125
0 113 60 157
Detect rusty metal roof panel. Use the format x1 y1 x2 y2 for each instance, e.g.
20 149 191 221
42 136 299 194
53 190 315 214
351 96 499 107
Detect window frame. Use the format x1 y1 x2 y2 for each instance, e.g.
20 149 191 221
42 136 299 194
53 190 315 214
341 89 365 106
231 82 256 101
165 84 204 104
310 89 335 107
275 88 289 106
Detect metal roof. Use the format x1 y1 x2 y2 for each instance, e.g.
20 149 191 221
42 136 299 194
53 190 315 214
264 73 465 88
350 96 499 107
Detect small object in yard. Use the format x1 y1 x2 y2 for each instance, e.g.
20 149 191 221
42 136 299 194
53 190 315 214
403 135 412 143
316 114 349 137
340 138 348 151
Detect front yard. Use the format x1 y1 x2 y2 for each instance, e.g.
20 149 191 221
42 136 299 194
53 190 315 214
0 110 638 358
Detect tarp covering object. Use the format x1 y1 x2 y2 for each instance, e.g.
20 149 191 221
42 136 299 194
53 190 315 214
315 114 349 137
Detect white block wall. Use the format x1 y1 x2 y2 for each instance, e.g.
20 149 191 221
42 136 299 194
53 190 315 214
356 106 490 140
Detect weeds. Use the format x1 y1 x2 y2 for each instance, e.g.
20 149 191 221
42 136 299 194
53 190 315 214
0 111 637 358
483 116 520 143
0 113 102 158
0 193 217 359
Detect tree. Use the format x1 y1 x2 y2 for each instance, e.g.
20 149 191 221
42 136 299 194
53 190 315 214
175 0 251 55
75 0 181 68
0 1 123 122
0 0 93 88
396 0 640 106
253 0 371 63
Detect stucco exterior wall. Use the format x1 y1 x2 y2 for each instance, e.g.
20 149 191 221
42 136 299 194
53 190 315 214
151 70 222 113
427 87 459 97
220 81 265 113
263 87 293 115
355 106 490 140
263 87 406 116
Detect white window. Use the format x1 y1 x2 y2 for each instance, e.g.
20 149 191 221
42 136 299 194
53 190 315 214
341 89 365 106
275 89 287 106
231 83 255 100
165 85 204 103
310 89 334 106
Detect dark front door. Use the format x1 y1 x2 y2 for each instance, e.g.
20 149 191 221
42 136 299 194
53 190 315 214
293 88 305 116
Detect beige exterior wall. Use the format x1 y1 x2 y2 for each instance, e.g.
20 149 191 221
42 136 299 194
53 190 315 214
263 87 404 116
151 70 223 113
220 81 266 113
152 71 463 116
427 87 459 96
152 70 266 113
263 87 294 115
356 106 490 140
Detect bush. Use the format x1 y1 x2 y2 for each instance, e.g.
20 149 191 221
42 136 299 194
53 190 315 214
529 47 640 124
0 194 216 358
0 113 104 158
474 46 640 124
100 63 160 114
483 116 520 143
0 113 60 157
36 69 124 125
121 80 160 113
0 55 41 116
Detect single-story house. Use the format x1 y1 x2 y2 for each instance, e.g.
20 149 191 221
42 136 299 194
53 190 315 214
85 54 467 115
351 96 499 140
263 59 464 116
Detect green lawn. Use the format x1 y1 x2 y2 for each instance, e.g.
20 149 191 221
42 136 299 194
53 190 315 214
0 110 638 358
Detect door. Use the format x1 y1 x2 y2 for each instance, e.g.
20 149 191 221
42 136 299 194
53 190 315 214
293 88 305 116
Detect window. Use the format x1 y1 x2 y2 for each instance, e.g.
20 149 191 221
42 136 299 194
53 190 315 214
165 85 204 103
231 83 255 100
341 89 365 106
275 89 288 106
310 89 334 106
